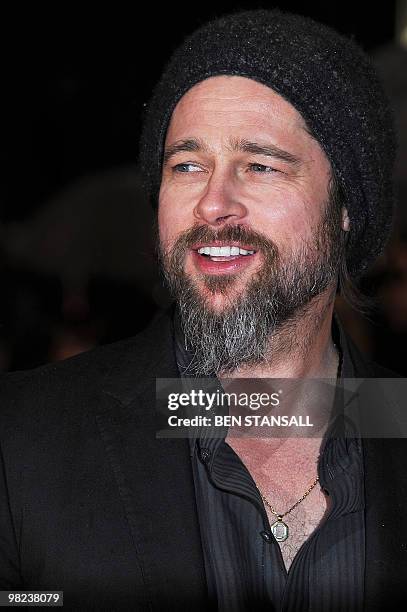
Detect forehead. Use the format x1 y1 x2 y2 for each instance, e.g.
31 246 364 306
165 75 309 142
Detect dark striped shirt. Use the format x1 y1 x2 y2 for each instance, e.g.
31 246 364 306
174 311 365 611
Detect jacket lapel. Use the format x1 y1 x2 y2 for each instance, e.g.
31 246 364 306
96 309 209 610
346 338 407 608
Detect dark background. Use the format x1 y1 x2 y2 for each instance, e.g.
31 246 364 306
1 1 406 372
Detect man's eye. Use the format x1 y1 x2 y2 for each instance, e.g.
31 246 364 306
249 163 277 173
173 163 203 173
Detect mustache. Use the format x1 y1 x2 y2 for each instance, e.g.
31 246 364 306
165 223 279 257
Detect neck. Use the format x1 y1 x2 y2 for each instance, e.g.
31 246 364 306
220 287 339 380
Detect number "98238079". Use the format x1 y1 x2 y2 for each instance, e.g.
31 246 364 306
0 591 62 606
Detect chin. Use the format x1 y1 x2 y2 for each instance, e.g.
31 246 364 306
194 279 244 313
205 293 232 313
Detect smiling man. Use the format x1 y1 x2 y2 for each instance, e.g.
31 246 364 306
158 75 343 379
1 9 406 612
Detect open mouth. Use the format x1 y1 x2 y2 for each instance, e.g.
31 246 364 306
194 244 257 262
191 242 258 275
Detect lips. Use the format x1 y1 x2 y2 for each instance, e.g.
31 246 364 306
191 242 258 274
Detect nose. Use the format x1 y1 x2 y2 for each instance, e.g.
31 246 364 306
193 168 248 226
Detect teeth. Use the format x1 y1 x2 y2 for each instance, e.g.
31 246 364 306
219 246 231 256
197 246 256 256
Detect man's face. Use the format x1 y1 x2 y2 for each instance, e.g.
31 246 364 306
158 76 342 374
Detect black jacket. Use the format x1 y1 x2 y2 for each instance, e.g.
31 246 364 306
0 308 406 610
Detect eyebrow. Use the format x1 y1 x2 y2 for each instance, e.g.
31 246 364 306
163 138 208 165
230 138 302 166
163 137 302 167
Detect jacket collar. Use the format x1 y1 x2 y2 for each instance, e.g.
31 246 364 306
101 305 178 406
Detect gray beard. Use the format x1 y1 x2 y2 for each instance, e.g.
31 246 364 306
159 207 342 376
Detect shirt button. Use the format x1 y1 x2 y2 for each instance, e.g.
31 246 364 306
260 531 272 543
200 448 211 463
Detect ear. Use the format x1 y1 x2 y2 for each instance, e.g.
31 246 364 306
341 207 350 231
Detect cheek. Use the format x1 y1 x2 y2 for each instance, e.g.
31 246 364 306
158 184 190 249
248 187 320 251
157 190 172 247
284 204 315 238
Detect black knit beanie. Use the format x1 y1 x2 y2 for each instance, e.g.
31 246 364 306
139 9 397 278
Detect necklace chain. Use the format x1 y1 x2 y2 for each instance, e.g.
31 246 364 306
260 476 320 520
258 344 339 536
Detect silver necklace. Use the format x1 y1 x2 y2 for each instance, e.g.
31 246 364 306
259 476 320 542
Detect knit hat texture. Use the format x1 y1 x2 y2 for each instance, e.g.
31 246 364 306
139 9 397 278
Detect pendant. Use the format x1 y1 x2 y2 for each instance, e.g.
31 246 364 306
271 519 289 542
